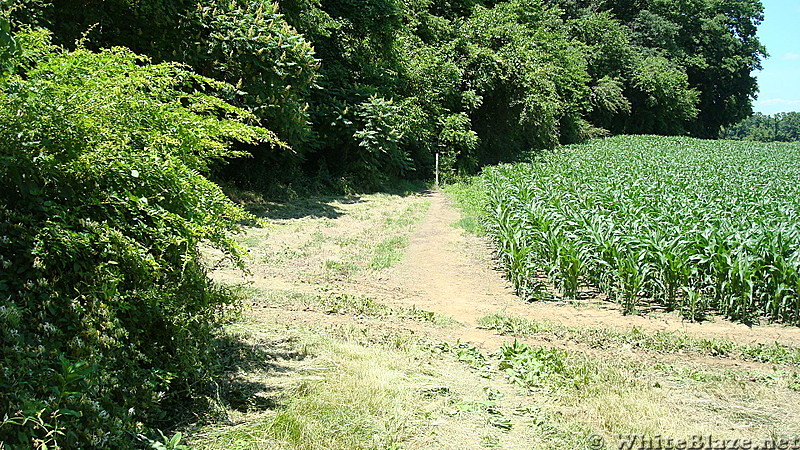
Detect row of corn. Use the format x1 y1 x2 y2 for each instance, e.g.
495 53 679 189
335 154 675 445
482 135 800 323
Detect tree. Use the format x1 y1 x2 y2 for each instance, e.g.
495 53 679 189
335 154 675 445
5 0 768 185
549 0 765 137
627 55 699 134
638 0 766 137
721 112 800 142
16 0 319 148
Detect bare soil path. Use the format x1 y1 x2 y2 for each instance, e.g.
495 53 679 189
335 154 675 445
385 191 800 348
196 190 800 449
381 191 520 326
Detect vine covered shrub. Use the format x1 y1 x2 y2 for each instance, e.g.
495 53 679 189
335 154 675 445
0 34 279 447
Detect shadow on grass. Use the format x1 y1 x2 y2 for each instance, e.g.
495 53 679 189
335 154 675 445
245 195 363 220
212 333 308 413
225 179 431 221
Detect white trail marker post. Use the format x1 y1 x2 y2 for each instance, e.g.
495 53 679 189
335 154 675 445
435 152 440 188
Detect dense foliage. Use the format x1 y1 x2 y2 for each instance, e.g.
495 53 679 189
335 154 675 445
0 32 278 447
721 112 800 142
7 0 766 184
483 136 800 324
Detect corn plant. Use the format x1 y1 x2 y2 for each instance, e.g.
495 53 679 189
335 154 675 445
481 136 800 323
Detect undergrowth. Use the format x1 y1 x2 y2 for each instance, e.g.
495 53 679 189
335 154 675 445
479 313 800 367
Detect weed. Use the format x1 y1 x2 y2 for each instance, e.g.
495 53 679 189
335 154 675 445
370 236 408 269
479 312 800 367
443 178 487 235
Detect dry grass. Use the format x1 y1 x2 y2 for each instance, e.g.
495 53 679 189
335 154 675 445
189 190 800 449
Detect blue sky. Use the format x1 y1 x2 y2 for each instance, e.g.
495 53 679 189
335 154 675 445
753 0 800 115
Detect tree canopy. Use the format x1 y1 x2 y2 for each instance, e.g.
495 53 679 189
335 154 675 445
6 0 766 185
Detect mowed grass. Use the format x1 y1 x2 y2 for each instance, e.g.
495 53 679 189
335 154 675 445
437 325 800 444
207 192 431 287
233 286 459 327
188 329 429 450
480 136 800 323
478 312 800 367
193 192 558 449
191 186 800 449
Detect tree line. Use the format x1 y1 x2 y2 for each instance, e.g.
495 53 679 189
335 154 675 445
8 0 766 187
721 112 800 142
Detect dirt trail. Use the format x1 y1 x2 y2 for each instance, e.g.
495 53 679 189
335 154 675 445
199 191 800 447
385 191 800 348
386 191 520 326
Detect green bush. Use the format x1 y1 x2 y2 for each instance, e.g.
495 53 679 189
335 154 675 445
9 0 319 159
0 33 278 447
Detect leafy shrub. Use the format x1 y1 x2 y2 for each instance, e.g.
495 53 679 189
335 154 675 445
179 0 319 147
0 33 278 447
458 0 591 160
0 15 16 75
10 0 319 151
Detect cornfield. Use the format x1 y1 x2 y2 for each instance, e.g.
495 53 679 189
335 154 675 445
483 136 800 324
